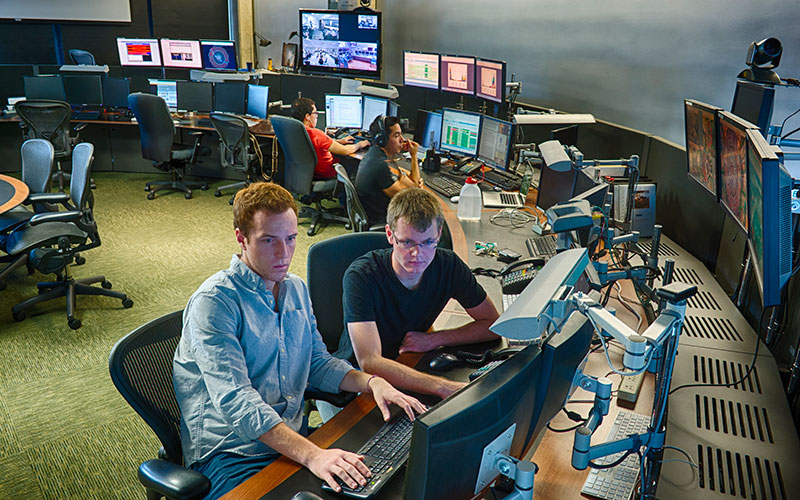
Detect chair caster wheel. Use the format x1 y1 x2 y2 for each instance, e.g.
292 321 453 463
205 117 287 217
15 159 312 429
307 227 316 236
75 256 86 265
122 298 134 308
144 186 151 192
228 198 234 206
214 190 222 197
147 192 155 200
200 184 209 191
184 192 193 200
12 310 26 322
102 280 112 289
68 318 81 330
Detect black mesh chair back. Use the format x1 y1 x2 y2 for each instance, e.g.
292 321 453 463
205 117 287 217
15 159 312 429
69 142 93 214
68 49 96 65
109 310 185 463
269 115 316 197
307 232 391 351
128 93 176 164
210 113 250 171
14 100 72 160
21 138 54 200
334 164 371 232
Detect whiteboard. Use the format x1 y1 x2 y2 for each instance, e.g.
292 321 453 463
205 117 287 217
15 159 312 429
0 0 132 22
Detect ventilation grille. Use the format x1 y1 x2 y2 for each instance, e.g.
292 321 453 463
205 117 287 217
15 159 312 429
695 395 774 443
638 241 680 257
661 266 704 285
683 316 744 343
697 445 787 499
779 184 792 275
687 291 722 311
692 355 762 394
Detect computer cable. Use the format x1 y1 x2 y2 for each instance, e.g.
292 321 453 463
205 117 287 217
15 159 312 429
489 208 533 228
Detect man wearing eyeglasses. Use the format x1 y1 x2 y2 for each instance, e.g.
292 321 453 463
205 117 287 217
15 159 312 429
336 188 500 400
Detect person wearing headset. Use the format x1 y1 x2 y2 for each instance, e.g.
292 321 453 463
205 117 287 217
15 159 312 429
354 115 423 226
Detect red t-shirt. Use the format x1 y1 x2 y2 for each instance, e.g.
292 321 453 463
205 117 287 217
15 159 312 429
306 127 336 179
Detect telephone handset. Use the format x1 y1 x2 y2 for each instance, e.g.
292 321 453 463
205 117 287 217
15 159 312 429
452 157 482 176
500 257 545 295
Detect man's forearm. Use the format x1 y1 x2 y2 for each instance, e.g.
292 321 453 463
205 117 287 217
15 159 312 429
429 318 500 347
360 355 456 398
258 422 320 468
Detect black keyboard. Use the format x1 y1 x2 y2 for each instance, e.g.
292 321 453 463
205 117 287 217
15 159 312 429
526 234 557 258
321 414 413 499
479 168 522 192
468 358 506 381
71 110 102 120
426 175 463 198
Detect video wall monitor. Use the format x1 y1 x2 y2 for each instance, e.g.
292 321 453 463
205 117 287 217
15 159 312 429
324 94 363 129
440 107 481 156
718 110 757 232
746 129 792 307
117 38 162 67
477 115 514 171
214 82 247 115
475 58 506 103
23 75 66 101
413 110 442 151
684 99 722 198
403 51 439 90
102 77 131 109
732 80 775 137
200 40 238 71
299 9 382 79
176 81 212 113
63 75 103 106
362 95 388 132
160 39 203 69
440 54 476 96
536 162 578 212
149 79 178 111
246 84 269 119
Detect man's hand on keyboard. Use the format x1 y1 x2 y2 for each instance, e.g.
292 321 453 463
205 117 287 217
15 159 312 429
367 376 427 422
307 447 371 493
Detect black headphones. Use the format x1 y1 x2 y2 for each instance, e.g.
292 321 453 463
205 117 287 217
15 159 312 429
372 114 388 148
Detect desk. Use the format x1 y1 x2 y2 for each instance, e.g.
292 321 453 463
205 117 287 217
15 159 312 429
0 174 29 214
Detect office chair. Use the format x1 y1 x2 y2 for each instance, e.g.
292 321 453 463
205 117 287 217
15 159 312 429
209 113 266 204
128 93 209 200
269 115 349 236
334 164 384 233
68 49 96 66
2 142 132 329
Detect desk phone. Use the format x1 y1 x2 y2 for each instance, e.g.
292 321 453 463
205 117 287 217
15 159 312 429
500 257 545 294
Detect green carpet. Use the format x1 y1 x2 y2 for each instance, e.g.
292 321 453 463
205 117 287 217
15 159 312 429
0 172 348 500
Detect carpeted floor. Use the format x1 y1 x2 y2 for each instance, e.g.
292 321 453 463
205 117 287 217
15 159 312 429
0 172 348 500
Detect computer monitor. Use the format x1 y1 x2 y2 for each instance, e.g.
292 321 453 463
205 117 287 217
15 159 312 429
117 38 162 67
440 107 481 157
684 99 722 198
388 100 399 118
246 84 269 119
200 40 238 71
551 124 579 146
718 110 757 232
299 9 382 79
413 110 442 151
160 39 203 69
63 75 103 106
149 79 178 111
102 77 131 109
403 51 439 90
746 129 792 307
477 115 514 171
23 75 66 101
475 58 506 103
732 80 775 137
536 162 578 212
440 54 476 96
214 82 247 115
324 94 363 129
176 81 212 113
362 95 388 132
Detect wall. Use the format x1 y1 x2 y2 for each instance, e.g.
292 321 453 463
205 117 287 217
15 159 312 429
254 0 800 145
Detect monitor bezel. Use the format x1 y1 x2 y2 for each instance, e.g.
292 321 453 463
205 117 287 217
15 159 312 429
199 39 238 72
403 50 440 91
475 57 506 103
684 99 722 200
439 107 482 157
717 110 758 233
477 114 514 171
324 93 364 130
439 53 477 96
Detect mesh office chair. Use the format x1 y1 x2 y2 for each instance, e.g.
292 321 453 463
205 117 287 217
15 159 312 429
68 49 96 65
2 142 132 329
269 115 348 236
334 164 384 233
109 310 211 500
128 93 208 200
209 113 267 204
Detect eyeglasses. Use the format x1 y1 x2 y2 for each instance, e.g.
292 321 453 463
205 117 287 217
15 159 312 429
392 235 439 250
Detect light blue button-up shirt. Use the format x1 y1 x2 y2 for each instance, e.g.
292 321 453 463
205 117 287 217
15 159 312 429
174 255 353 466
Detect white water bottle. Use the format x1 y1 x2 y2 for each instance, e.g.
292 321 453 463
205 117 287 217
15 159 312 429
457 177 482 221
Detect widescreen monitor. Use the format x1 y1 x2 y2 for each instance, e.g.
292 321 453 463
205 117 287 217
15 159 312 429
362 95 388 133
102 77 131 109
149 79 178 111
160 39 203 69
413 110 442 151
440 54 475 96
117 38 162 67
63 75 103 106
403 51 439 90
176 81 213 113
440 107 481 156
214 82 247 115
388 100 399 118
475 58 506 103
23 75 66 101
718 110 757 232
684 99 722 198
477 115 513 171
246 84 269 119
299 9 382 79
746 129 792 307
536 162 577 212
732 80 775 137
200 40 238 71
324 94 363 129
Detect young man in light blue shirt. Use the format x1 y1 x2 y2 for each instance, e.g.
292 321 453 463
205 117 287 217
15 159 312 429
173 182 424 500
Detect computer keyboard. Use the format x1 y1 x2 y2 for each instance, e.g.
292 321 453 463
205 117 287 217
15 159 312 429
71 109 102 121
468 358 506 381
581 410 651 500
478 168 522 192
321 413 413 499
526 234 557 258
502 293 519 312
426 175 463 198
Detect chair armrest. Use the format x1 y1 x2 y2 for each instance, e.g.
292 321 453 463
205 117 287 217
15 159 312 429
25 192 70 205
304 389 358 408
29 210 81 226
138 459 211 500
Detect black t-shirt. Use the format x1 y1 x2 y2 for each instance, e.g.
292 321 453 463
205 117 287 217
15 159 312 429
337 248 487 362
354 146 397 226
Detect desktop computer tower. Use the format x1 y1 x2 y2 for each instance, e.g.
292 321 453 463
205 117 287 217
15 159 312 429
613 182 656 237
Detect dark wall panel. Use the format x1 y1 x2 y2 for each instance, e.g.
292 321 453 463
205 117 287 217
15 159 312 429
0 23 55 64
150 1 228 41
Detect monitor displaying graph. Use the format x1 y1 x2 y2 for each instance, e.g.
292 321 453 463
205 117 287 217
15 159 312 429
440 108 481 156
440 55 475 95
475 58 505 103
403 51 439 90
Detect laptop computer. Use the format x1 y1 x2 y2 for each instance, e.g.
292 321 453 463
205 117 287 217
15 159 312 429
482 190 526 208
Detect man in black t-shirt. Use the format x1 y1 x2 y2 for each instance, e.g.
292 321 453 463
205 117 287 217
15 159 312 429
339 188 500 399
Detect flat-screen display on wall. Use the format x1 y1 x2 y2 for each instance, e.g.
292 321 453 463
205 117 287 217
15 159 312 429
299 9 382 79
0 0 131 22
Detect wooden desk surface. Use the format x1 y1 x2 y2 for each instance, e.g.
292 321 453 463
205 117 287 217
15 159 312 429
0 174 29 214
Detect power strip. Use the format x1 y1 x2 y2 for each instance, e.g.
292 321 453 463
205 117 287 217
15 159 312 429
618 372 645 403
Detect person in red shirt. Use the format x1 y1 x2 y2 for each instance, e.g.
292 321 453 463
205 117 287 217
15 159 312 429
291 97 370 179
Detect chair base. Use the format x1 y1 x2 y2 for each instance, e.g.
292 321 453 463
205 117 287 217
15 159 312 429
214 180 251 205
299 204 349 236
11 275 133 329
0 253 31 291
145 180 209 200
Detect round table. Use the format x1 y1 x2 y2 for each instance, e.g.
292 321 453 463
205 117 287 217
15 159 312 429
0 174 29 214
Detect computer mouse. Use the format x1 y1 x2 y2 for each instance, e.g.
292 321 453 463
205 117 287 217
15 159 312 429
450 195 460 203
429 353 462 371
291 492 324 500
